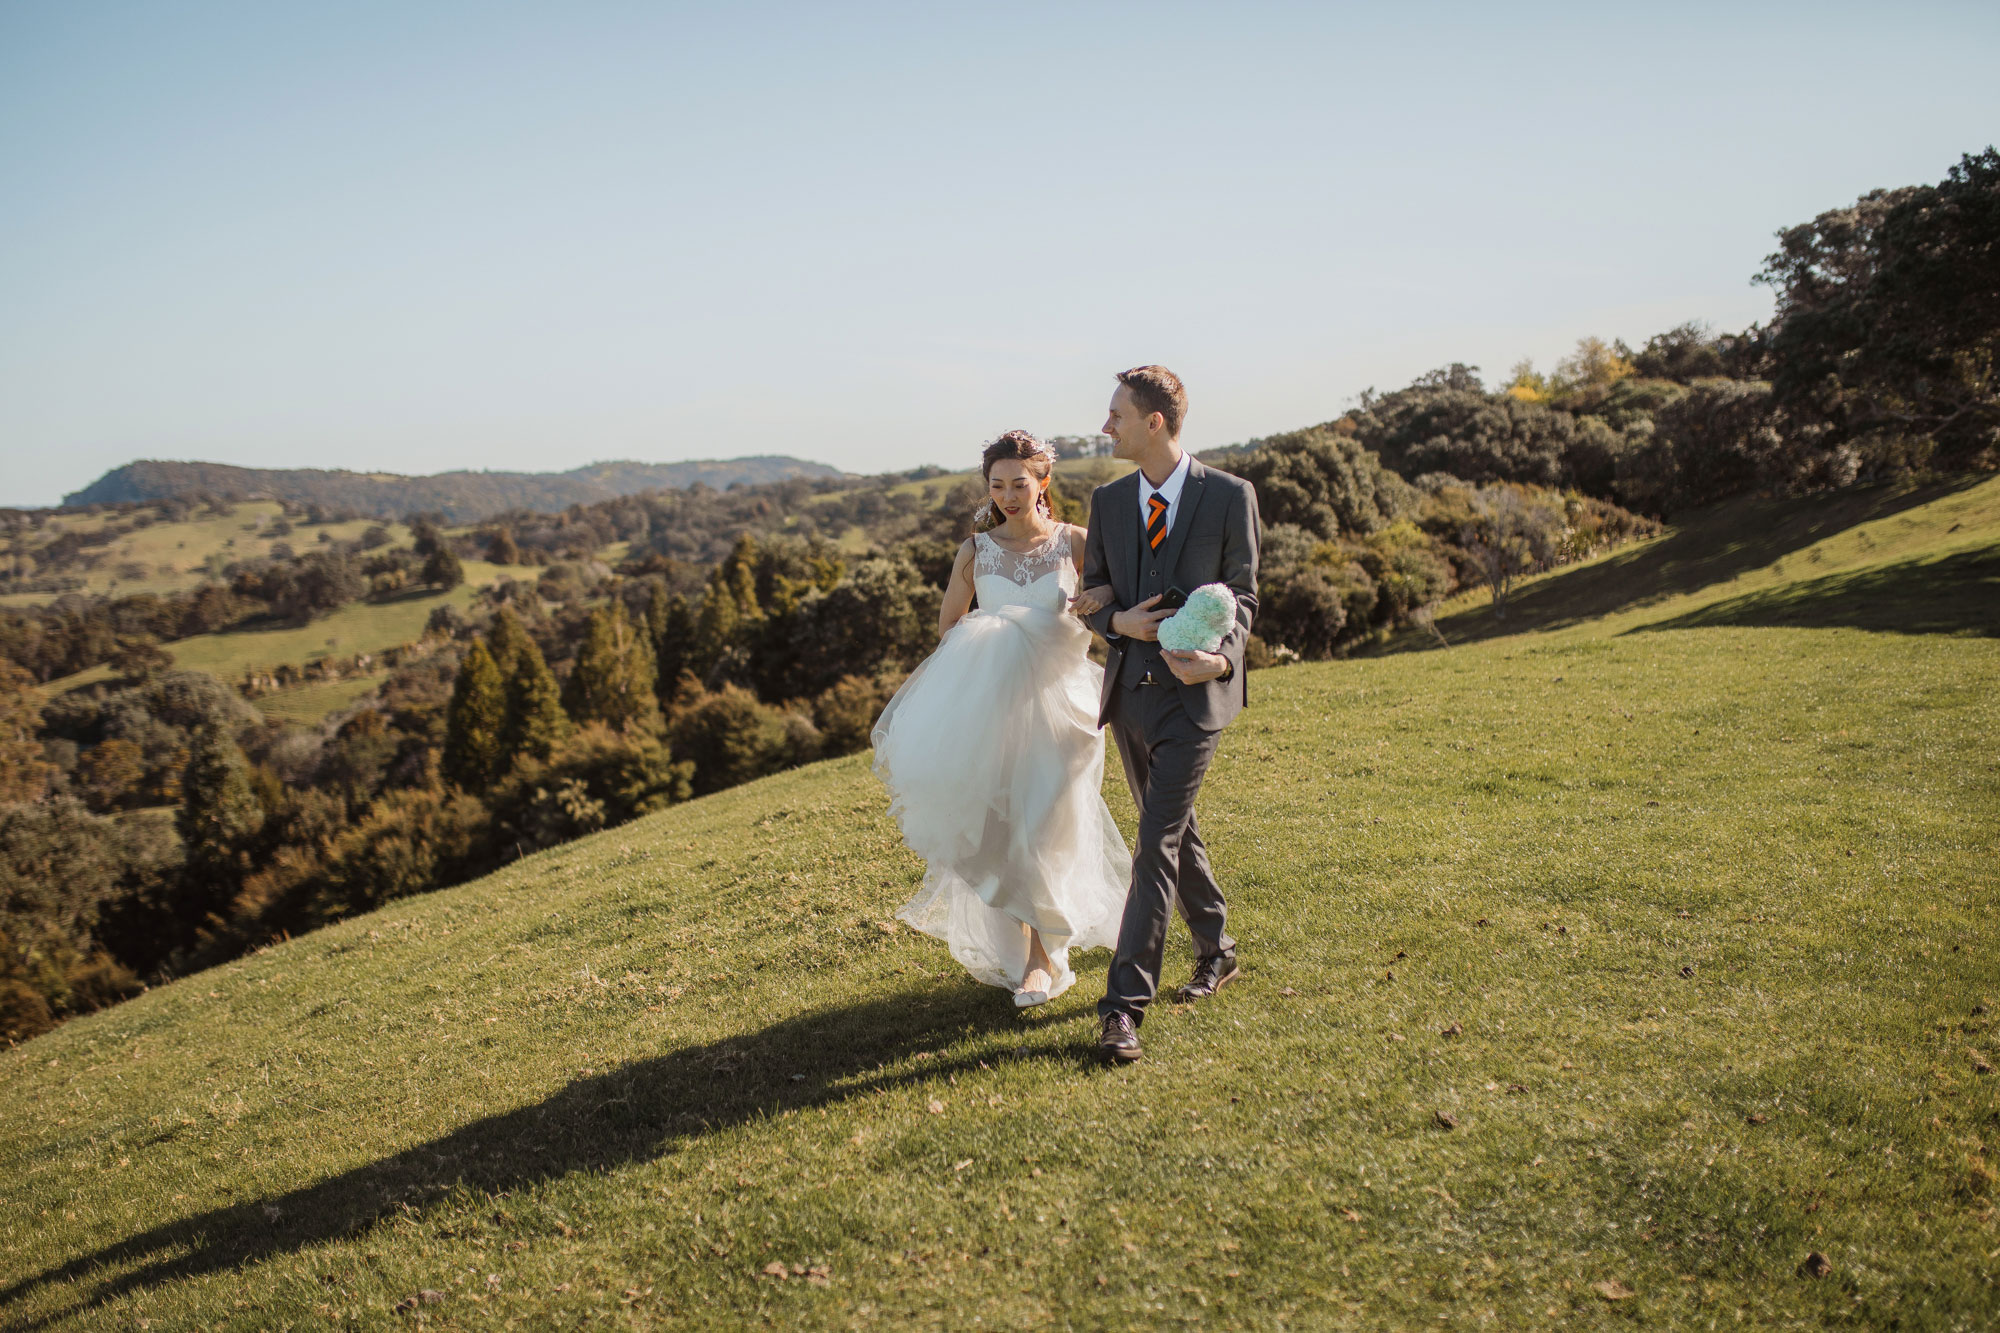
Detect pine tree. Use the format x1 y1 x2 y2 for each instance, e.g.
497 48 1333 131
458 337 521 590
0 656 51 804
423 544 465 590
642 577 672 642
501 632 569 762
652 593 695 707
563 601 661 732
689 571 740 685
442 641 507 789
652 588 700 696
484 606 536 680
723 532 764 621
176 724 266 924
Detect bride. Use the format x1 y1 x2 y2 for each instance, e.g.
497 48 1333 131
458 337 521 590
872 430 1131 1008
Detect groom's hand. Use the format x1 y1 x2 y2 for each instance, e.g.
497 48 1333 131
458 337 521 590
1110 594 1171 641
1162 648 1229 684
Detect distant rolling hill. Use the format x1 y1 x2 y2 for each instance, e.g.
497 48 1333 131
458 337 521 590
63 456 848 523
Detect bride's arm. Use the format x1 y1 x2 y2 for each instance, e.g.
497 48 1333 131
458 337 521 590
937 539 977 636
1065 524 1090 575
1064 526 1112 614
1060 524 1112 613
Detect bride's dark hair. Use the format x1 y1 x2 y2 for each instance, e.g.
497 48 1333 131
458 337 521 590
973 430 1055 532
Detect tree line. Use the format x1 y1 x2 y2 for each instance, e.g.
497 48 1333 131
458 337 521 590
1284 149 1997 517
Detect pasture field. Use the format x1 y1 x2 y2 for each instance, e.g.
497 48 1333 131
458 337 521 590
1 478 1995 1330
252 674 394 726
8 503 417 603
40 560 519 716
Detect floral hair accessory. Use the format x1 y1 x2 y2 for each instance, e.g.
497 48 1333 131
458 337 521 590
984 430 1052 463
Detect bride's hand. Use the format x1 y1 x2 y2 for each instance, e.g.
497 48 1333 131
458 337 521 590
1069 585 1114 616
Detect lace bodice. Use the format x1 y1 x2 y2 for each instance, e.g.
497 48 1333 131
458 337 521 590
973 528 1077 614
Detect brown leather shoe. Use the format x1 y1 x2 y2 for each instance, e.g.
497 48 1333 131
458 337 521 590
1096 1012 1142 1064
1176 951 1240 1003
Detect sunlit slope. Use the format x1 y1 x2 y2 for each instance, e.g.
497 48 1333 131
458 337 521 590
2 482 1996 1330
1411 472 2000 646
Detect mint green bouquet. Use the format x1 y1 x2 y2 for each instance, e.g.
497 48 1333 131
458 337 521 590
1156 583 1238 653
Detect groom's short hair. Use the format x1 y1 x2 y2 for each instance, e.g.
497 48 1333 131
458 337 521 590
1116 365 1188 439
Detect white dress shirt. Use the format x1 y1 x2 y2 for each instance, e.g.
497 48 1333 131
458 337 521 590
1137 450 1193 538
1103 451 1196 644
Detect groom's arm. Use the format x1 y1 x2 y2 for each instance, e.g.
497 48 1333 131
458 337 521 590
1215 478 1260 661
1163 477 1259 685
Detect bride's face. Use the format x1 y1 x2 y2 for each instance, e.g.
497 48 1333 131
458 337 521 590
987 459 1046 523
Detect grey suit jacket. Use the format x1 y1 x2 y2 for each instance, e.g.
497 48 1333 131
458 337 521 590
1081 457 1260 732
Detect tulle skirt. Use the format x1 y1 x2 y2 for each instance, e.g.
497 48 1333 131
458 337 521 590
872 604 1132 994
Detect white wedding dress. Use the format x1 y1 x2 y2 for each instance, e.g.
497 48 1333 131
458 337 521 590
872 529 1131 999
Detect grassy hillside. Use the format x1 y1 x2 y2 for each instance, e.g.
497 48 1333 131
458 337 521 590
10 496 541 723
36 557 520 725
41 572 506 715
7 502 412 603
1401 473 2000 649
2 481 1996 1330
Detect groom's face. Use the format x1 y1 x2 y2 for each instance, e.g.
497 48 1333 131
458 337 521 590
1104 385 1162 460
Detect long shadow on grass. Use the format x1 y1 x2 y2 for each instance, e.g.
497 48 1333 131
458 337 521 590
1627 543 2000 637
0 982 1067 1326
1392 475 1989 650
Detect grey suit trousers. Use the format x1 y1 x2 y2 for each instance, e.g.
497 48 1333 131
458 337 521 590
1099 680 1235 1025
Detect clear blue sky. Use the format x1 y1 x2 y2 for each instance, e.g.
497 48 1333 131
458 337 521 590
3 2 1995 506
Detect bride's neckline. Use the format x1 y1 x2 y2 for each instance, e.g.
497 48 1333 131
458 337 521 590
981 524 1064 555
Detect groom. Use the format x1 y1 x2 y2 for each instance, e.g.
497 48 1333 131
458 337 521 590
1076 365 1260 1065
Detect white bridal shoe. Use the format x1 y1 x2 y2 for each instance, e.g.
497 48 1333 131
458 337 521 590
1014 968 1053 1008
1012 965 1076 1009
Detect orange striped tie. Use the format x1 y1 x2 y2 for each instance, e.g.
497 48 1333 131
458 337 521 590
1146 495 1168 551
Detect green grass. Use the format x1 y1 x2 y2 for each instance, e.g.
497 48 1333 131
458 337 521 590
165 587 480 678
3 482 1998 1329
253 673 388 725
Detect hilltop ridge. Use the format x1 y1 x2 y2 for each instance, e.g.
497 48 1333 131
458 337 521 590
62 455 847 523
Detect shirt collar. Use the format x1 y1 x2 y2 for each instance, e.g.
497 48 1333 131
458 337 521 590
1139 451 1192 504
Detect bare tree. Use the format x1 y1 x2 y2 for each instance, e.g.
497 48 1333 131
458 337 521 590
1458 484 1566 618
